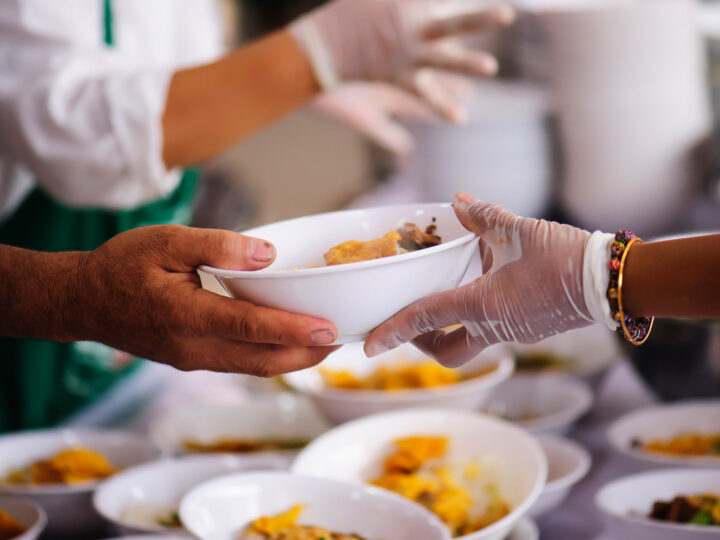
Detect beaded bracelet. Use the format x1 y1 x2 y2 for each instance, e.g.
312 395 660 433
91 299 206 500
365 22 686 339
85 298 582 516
606 230 654 345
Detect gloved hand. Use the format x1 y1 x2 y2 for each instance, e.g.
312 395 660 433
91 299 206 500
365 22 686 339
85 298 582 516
312 80 469 155
290 0 515 122
364 192 616 366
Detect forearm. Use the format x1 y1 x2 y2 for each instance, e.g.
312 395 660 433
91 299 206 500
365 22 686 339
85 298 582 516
622 234 720 319
0 245 84 342
162 30 319 168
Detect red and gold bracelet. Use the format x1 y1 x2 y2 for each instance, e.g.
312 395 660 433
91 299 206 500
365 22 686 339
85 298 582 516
607 230 654 345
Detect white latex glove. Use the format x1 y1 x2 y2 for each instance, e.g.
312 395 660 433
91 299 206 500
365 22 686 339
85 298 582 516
312 80 469 155
364 192 617 366
290 0 515 122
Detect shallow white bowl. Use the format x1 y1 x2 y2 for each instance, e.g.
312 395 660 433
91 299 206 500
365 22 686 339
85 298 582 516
149 394 330 457
507 517 539 540
0 429 160 535
93 454 289 536
283 343 514 425
596 468 720 540
200 203 477 344
292 409 547 540
0 496 47 540
529 435 591 519
484 374 593 435
607 399 720 467
179 471 451 540
510 324 621 387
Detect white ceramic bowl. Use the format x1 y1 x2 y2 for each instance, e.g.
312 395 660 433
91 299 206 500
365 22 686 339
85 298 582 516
484 374 593 435
510 324 621 388
283 343 514 425
179 471 451 540
0 429 160 535
93 454 289 536
200 203 477 344
149 394 330 457
529 435 591 519
0 496 47 540
507 517 539 540
596 468 720 540
292 409 547 540
607 400 720 467
103 536 187 540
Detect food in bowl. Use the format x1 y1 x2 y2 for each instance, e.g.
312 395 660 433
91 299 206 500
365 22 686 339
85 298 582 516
244 505 374 540
121 504 182 529
320 360 496 391
514 351 576 373
631 432 720 458
0 508 24 540
323 221 441 266
181 437 309 454
370 436 510 537
648 493 720 526
2 446 116 485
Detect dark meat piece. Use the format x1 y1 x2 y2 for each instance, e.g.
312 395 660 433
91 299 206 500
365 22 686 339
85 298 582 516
397 221 442 252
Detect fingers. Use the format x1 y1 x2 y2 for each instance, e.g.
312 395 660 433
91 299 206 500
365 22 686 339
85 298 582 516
421 4 516 41
155 226 277 273
364 287 465 356
452 191 515 235
416 40 498 77
412 326 490 368
406 68 467 123
188 288 338 347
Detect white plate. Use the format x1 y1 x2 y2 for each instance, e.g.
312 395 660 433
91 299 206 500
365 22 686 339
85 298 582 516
93 454 289 536
292 408 547 540
283 343 514 424
179 471 451 540
485 374 593 435
608 400 720 467
200 203 477 343
149 394 330 457
596 468 720 540
0 496 47 540
529 435 591 518
0 429 160 535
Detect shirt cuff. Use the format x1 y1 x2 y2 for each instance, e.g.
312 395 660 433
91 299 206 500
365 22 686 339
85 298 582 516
583 231 618 332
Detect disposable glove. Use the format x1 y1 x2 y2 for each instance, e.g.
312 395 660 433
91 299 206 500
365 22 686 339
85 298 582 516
365 192 617 366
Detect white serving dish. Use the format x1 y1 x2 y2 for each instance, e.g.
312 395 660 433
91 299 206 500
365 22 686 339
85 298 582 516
0 496 47 540
0 429 160 535
179 471 451 540
507 517 539 540
292 408 547 540
149 394 330 457
596 468 720 540
93 454 288 536
200 203 477 344
283 343 514 425
484 374 593 435
529 435 591 518
607 400 720 467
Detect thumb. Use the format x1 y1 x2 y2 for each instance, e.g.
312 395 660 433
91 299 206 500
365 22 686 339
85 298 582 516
452 192 516 236
159 226 276 272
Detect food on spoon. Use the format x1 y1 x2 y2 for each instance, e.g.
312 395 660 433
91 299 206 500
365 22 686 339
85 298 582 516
631 432 720 457
2 447 117 485
370 436 510 537
323 220 441 266
181 437 309 454
243 505 373 539
0 508 24 540
320 361 497 391
648 493 720 526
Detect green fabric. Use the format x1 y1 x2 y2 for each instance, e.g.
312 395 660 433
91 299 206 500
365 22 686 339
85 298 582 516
0 0 199 432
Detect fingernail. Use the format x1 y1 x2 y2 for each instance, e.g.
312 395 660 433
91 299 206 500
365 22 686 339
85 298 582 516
250 239 275 262
311 329 336 345
365 341 390 357
453 192 473 211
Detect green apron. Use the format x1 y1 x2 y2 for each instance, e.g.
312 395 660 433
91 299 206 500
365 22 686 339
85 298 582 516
0 0 198 432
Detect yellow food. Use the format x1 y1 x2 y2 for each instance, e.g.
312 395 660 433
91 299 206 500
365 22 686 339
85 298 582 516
0 509 24 540
3 447 116 486
371 436 510 537
324 231 402 266
320 361 496 392
634 432 720 457
245 505 372 540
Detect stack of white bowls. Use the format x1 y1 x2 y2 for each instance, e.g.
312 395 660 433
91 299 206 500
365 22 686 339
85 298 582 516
398 80 553 218
512 0 712 235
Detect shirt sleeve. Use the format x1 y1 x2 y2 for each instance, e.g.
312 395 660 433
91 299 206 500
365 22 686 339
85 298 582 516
0 0 182 210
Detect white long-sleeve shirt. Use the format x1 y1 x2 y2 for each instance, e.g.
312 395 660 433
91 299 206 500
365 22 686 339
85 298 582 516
0 0 224 222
